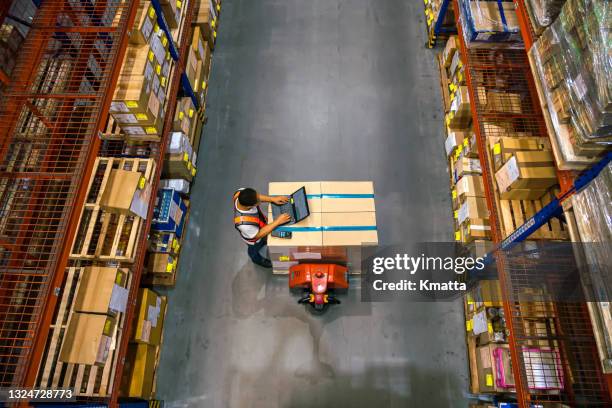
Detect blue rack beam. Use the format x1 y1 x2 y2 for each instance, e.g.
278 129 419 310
150 0 179 60
481 152 611 262
181 72 200 110
433 0 455 36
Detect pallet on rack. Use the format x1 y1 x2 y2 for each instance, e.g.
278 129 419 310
497 189 568 240
436 53 451 114
70 157 156 263
35 267 131 397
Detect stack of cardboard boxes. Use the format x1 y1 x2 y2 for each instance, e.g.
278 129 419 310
110 1 175 141
120 288 168 398
491 136 557 200
267 181 378 275
0 23 25 83
459 0 521 45
59 267 129 366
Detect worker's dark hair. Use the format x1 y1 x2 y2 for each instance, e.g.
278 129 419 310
238 188 258 207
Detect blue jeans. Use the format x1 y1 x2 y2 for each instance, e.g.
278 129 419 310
247 237 269 265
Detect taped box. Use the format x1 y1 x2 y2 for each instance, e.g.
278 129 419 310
59 313 116 365
132 289 167 346
73 267 129 317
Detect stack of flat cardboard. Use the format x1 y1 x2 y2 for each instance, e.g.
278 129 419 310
267 181 378 274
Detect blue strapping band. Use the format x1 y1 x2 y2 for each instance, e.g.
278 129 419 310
497 0 508 31
276 226 377 232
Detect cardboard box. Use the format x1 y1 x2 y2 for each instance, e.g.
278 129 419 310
159 178 190 195
163 154 195 181
152 188 188 237
442 35 457 68
267 210 323 247
74 267 129 316
444 130 467 157
495 156 557 193
462 218 491 242
456 175 485 201
476 343 514 393
59 313 116 365
192 0 215 47
450 86 470 117
130 2 155 45
148 231 180 254
457 196 488 225
468 1 519 36
147 252 177 274
485 91 522 114
321 212 378 246
491 136 551 171
120 343 158 398
100 169 151 218
320 181 375 212
173 97 197 135
455 157 482 181
132 289 167 346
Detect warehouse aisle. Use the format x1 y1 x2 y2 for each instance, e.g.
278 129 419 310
157 1 468 407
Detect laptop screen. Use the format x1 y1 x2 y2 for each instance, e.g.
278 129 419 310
292 187 309 221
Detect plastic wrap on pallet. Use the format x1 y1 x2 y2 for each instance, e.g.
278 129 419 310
572 161 611 266
458 0 522 46
525 0 566 29
530 0 611 152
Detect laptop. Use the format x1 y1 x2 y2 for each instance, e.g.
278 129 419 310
271 186 310 225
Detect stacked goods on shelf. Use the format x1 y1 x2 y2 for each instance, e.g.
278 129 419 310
458 0 521 46
120 289 168 398
0 23 25 81
267 182 378 275
523 0 566 34
529 0 610 170
424 0 456 46
571 162 612 373
36 267 131 397
143 188 189 286
70 158 155 263
439 37 491 245
110 1 174 141
193 0 218 50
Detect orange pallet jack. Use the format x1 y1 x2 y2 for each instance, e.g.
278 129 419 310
288 263 349 314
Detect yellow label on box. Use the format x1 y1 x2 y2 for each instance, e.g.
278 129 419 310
467 225 471 233
454 231 461 241
202 81 207 89
451 189 457 199
493 143 501 155
148 50 154 62
155 64 161 75
188 109 194 118
138 176 146 189
148 6 155 18
191 167 197 176
487 322 493 333
216 4 220 11
213 31 217 38
453 211 458 219
177 0 182 8
145 127 157 134
166 51 171 61
166 262 174 272
154 23 160 32
104 319 112 335
463 138 469 147
485 374 493 387
172 238 179 249
179 111 185 120
126 101 139 108
187 162 192 170
466 319 472 331
136 113 148 121
115 272 123 284
182 152 189 162
161 77 167 87
211 19 216 28
162 36 168 47
279 256 290 261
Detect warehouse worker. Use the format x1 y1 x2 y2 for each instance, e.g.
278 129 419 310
233 188 290 268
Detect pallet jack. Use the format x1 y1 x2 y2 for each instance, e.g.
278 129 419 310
288 263 349 315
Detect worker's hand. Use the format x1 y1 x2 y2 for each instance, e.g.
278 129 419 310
275 213 291 225
271 196 289 205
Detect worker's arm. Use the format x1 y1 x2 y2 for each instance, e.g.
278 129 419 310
254 213 291 240
258 194 289 205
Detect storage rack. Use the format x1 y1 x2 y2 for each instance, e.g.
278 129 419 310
451 0 611 406
0 0 209 403
425 0 457 48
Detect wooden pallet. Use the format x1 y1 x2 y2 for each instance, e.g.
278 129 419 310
35 267 131 397
497 189 568 240
436 53 451 114
70 157 155 263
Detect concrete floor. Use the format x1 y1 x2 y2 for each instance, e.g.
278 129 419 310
157 0 469 407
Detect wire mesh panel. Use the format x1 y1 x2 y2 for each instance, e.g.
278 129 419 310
500 243 611 406
0 0 135 388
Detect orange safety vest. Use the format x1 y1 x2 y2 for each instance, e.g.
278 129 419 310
233 190 267 244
